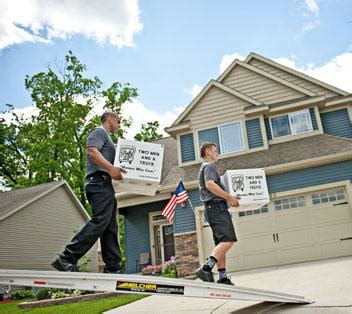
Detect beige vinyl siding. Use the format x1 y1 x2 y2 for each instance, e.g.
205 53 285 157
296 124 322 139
186 86 248 129
0 186 98 271
222 65 306 105
248 59 339 98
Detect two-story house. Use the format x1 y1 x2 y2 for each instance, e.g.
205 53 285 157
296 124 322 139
118 52 352 277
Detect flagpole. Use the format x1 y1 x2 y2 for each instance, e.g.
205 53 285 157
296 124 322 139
179 177 195 214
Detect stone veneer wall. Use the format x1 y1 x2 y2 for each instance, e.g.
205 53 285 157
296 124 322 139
174 231 200 277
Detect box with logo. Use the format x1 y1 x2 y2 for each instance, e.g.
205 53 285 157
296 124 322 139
221 168 270 210
113 139 164 196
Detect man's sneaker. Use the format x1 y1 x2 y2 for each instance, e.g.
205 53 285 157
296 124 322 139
51 257 77 272
217 277 235 285
195 267 214 282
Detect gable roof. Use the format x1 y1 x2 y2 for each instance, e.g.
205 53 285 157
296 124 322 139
160 134 352 187
217 60 317 97
0 181 90 221
244 53 349 96
170 80 262 127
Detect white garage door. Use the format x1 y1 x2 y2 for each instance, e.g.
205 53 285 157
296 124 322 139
199 186 352 272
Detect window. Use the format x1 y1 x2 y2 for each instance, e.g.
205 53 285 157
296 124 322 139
311 189 345 205
274 195 305 210
238 204 268 218
198 121 244 156
270 109 313 139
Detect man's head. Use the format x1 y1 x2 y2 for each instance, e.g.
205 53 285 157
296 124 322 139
200 142 219 162
101 112 121 133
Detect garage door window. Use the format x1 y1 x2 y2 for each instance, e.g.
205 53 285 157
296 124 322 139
311 188 345 205
238 204 268 217
274 195 305 210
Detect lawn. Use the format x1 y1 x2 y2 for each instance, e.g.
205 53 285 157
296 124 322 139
0 294 148 314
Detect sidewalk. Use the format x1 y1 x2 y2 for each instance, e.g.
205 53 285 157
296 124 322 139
105 256 352 313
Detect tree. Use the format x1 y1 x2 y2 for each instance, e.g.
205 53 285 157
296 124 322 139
134 121 162 142
0 51 138 211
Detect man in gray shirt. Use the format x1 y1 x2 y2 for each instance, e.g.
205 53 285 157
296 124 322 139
52 112 126 273
195 142 239 285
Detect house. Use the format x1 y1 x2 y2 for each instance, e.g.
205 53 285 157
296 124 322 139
118 52 352 277
0 181 98 273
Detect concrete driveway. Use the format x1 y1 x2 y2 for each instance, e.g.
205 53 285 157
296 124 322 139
105 256 352 313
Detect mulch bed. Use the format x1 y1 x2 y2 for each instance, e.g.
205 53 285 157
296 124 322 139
0 298 18 304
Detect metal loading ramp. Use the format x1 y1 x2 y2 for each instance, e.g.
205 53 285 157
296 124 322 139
0 269 313 304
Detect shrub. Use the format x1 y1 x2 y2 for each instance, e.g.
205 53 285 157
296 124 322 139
35 288 51 300
162 256 177 277
11 289 33 299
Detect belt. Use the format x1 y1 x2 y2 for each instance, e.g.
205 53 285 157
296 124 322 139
85 171 111 181
205 198 226 205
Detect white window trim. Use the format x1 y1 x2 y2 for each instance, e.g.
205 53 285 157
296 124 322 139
197 120 245 157
270 109 313 139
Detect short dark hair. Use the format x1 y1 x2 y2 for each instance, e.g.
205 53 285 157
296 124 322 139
200 142 216 158
101 111 118 123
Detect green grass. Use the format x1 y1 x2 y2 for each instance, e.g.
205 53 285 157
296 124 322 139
0 294 148 314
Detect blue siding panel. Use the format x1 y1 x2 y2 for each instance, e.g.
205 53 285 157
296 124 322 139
246 119 264 149
309 108 318 130
267 160 352 193
321 108 352 138
180 133 195 162
174 189 201 234
264 118 272 140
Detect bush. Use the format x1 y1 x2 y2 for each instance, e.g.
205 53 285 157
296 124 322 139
35 288 51 300
11 289 33 299
51 290 70 299
162 256 177 277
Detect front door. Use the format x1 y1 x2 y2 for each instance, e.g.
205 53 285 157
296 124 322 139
149 212 175 265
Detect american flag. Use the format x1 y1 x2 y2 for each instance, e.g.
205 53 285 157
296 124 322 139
161 181 189 223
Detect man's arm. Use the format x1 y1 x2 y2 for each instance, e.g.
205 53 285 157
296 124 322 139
205 180 239 207
87 147 126 180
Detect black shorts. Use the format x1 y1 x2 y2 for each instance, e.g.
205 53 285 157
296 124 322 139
205 200 237 245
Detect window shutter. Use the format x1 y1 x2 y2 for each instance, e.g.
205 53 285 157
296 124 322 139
180 133 195 162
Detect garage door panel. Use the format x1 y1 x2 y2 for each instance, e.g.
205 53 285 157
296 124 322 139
313 205 351 224
317 222 352 241
236 217 272 236
241 251 278 269
318 240 352 259
274 210 311 231
238 234 276 254
276 228 316 247
277 245 318 264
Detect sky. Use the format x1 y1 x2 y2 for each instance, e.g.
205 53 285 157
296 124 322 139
0 0 351 138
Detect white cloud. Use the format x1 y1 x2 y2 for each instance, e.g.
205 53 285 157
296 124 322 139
304 0 319 14
219 53 246 74
184 84 203 98
273 52 352 93
302 20 320 32
0 0 142 50
302 0 320 32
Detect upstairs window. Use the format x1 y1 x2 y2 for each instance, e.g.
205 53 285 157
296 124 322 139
198 121 244 156
270 109 313 139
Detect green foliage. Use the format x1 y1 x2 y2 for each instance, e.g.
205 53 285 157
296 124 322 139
134 121 162 142
10 289 33 299
50 290 70 299
77 255 91 272
162 256 177 277
0 51 148 211
35 288 51 300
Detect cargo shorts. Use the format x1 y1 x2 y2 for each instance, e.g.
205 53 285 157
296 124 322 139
204 199 237 246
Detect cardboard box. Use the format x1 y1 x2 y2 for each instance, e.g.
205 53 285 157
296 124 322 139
221 168 269 210
113 139 164 196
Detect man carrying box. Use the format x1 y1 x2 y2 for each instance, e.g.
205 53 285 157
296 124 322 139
195 142 240 285
52 112 126 273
